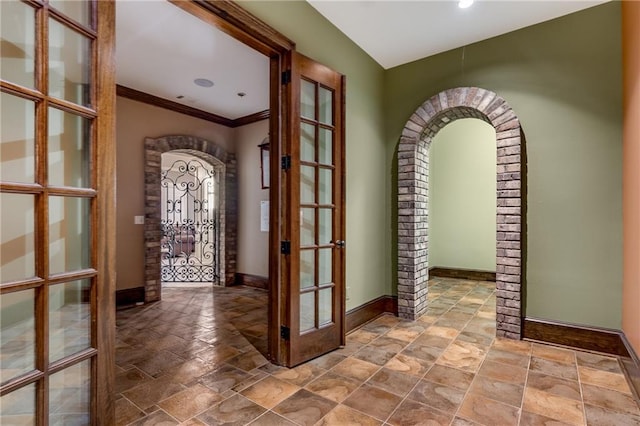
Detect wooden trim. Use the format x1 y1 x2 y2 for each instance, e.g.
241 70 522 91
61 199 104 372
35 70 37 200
233 110 270 127
620 334 640 404
234 273 268 290
429 266 496 282
116 85 233 127
116 85 269 128
346 296 398 333
115 287 145 307
522 317 630 357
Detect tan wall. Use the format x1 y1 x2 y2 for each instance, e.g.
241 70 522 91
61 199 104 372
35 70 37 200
235 120 269 277
115 97 235 290
622 1 640 355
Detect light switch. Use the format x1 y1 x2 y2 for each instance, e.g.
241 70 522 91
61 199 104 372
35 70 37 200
134 215 144 225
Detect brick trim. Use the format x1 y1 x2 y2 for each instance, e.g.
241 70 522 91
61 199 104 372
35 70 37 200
397 87 526 339
144 135 237 302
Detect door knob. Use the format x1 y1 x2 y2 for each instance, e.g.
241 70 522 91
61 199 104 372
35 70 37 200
334 240 345 248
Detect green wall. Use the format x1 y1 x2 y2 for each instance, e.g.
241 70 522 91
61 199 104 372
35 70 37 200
386 2 623 328
237 1 390 309
429 119 496 272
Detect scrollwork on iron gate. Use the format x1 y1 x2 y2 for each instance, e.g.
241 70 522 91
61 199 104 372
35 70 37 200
161 157 218 282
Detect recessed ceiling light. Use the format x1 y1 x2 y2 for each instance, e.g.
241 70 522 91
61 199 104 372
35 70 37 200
458 0 474 9
194 78 214 88
237 92 246 97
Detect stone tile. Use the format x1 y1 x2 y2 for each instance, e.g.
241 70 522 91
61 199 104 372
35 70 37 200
519 411 573 425
576 352 622 373
456 330 494 347
423 325 460 339
436 340 487 372
458 393 520 425
530 357 578 381
407 378 466 413
522 387 585 425
348 329 380 344
467 375 524 407
129 410 178 426
315 404 382 426
199 364 253 393
424 364 475 391
115 367 152 394
413 333 452 349
385 327 422 342
492 337 532 356
485 347 530 368
248 411 298 426
195 344 241 364
161 357 217 386
526 371 582 401
477 359 527 385
578 365 632 394
451 416 483 426
531 343 576 365
384 353 432 377
272 363 326 387
133 349 186 378
272 389 336 426
401 341 444 363
330 357 380 382
240 376 300 409
342 384 402 422
353 345 398 366
196 394 266 426
387 399 453 426
581 383 640 416
225 351 269 372
158 383 223 421
368 367 420 397
122 375 185 411
304 371 360 403
115 397 145 426
584 403 640 426
306 352 346 370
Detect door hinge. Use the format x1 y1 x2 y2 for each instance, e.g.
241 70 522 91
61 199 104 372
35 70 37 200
281 70 291 85
281 155 291 171
280 240 291 255
280 325 290 340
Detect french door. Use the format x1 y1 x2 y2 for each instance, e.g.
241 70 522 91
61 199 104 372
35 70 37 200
281 52 345 366
0 0 115 424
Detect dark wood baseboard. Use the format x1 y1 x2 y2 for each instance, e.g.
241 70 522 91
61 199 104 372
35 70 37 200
116 287 145 308
429 266 496 282
620 334 640 403
522 317 630 357
234 273 268 290
346 295 397 333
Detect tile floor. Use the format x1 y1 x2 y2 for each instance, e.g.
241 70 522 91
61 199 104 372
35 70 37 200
115 278 640 425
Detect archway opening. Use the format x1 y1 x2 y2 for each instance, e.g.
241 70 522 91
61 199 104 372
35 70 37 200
144 135 237 302
397 87 526 339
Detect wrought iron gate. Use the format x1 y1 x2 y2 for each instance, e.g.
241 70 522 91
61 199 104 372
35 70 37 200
161 156 218 282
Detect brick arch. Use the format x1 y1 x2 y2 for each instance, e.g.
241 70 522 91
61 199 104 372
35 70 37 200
397 87 525 339
144 135 237 302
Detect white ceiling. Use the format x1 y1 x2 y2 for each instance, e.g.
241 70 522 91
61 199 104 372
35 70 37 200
115 0 608 119
115 0 270 119
308 0 608 70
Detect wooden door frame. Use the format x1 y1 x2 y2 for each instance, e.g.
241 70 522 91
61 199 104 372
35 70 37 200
168 0 295 365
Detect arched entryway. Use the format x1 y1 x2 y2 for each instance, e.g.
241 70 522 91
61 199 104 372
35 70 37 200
397 87 526 339
144 135 237 302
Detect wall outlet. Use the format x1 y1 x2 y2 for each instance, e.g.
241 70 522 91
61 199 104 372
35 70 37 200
346 286 351 301
134 215 144 225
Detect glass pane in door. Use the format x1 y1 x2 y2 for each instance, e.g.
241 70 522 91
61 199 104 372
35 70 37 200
49 360 90 425
0 1 35 88
48 107 91 188
48 18 91 106
0 289 35 385
49 0 92 28
300 292 314 333
1 93 36 183
0 382 35 424
49 196 91 274
49 279 92 362
318 288 332 326
1 193 36 283
318 87 333 125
